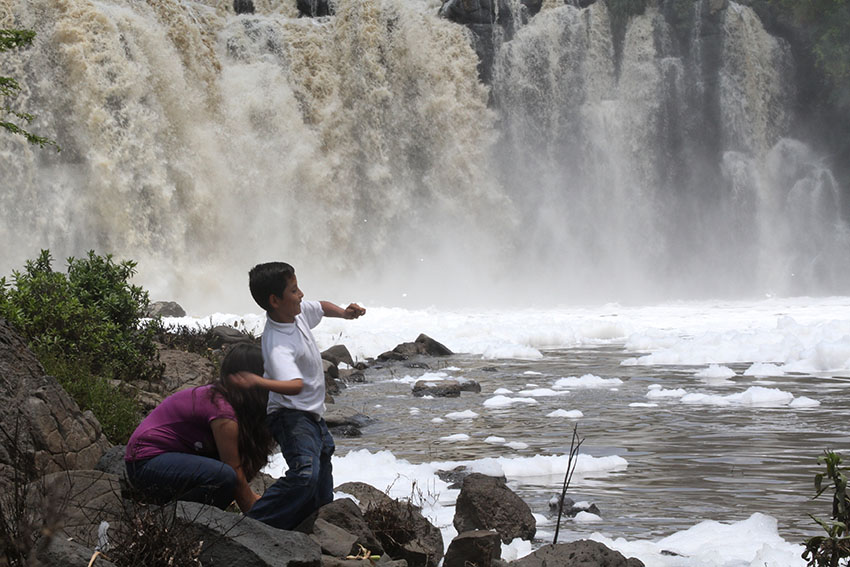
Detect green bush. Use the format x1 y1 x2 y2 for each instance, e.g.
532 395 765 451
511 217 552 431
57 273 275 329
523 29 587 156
804 451 850 567
0 250 163 442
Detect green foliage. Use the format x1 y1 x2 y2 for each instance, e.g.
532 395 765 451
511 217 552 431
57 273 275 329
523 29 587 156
804 451 850 567
0 250 163 442
766 0 850 109
0 28 59 150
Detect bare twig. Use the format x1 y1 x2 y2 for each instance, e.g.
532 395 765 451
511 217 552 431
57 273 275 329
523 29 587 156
553 424 584 545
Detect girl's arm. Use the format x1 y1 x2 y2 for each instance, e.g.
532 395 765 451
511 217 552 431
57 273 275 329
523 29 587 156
210 418 259 513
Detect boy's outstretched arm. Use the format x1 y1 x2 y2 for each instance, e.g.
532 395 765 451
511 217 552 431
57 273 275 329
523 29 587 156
320 300 366 319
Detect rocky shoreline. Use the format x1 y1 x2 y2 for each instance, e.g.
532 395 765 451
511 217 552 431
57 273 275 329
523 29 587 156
0 312 643 567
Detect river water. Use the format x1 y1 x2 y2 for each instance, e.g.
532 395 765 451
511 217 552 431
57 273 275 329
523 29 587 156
332 347 847 543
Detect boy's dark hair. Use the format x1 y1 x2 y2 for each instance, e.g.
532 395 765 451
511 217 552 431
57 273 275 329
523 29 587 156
248 262 295 311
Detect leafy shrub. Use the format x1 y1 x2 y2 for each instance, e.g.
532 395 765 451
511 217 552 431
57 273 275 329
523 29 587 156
804 451 850 567
0 250 163 442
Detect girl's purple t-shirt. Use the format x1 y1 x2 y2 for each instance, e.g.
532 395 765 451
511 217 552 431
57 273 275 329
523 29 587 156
125 384 237 462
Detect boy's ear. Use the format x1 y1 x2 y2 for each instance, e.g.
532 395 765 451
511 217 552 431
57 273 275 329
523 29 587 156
268 293 280 309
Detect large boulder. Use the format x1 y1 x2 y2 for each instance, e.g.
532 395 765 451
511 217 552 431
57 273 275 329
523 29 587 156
412 380 461 398
146 300 186 317
160 348 216 396
300 498 384 556
444 530 502 567
509 540 645 567
336 481 443 567
0 319 112 490
174 501 323 566
378 334 453 362
453 473 535 544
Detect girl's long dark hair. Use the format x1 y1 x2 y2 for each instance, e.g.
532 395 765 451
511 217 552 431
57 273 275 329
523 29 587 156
209 342 274 481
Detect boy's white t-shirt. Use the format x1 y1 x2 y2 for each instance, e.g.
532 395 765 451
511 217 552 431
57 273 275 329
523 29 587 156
261 299 326 417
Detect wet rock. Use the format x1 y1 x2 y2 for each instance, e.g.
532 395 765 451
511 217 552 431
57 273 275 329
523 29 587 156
298 0 333 17
378 334 453 361
509 540 644 567
453 473 535 544
234 0 255 14
297 498 384 557
336 481 443 567
322 345 356 368
412 379 461 398
444 530 502 567
456 377 482 393
548 495 600 517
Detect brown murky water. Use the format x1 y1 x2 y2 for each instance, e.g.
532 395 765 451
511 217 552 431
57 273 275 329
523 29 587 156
332 346 850 542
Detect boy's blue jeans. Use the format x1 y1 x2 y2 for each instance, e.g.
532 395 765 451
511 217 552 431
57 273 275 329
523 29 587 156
125 453 237 510
248 408 335 530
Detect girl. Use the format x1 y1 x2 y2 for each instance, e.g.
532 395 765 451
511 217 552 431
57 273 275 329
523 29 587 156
124 342 274 512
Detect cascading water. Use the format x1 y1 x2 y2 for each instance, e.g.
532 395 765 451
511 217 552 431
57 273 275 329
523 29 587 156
493 0 850 302
0 0 847 311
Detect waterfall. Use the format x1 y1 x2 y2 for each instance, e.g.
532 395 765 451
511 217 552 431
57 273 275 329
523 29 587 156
1 0 847 311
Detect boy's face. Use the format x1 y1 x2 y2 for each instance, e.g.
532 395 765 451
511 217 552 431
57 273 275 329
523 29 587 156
268 275 304 323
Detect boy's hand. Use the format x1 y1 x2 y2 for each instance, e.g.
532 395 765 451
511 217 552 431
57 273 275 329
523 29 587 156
344 303 366 319
229 371 261 389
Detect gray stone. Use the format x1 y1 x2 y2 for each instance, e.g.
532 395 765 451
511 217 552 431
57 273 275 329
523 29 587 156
378 334 453 361
210 325 254 349
309 518 358 557
456 377 482 393
0 319 112 490
444 530 501 567
175 501 322 566
30 470 125 547
336 482 443 567
160 348 216 397
509 540 644 567
453 473 535 544
311 498 384 556
95 444 127 478
30 536 118 567
147 300 186 317
322 344 356 367
412 380 461 398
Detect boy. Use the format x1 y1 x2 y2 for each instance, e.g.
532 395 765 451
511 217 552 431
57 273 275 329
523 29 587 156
241 262 365 529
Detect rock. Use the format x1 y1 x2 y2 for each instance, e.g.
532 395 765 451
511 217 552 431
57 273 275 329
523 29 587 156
444 530 501 567
211 325 254 349
0 319 112 489
160 348 216 397
308 518 359 557
336 482 443 567
339 369 366 383
95 445 127 478
234 0 255 14
436 466 476 489
174 501 322 566
378 334 453 361
30 470 125 546
509 540 644 567
147 300 186 317
30 536 118 567
456 377 482 393
453 473 535 544
324 406 373 429
412 380 461 398
298 0 333 17
322 345 356 367
548 495 601 518
296 498 385 559
325 359 342 396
